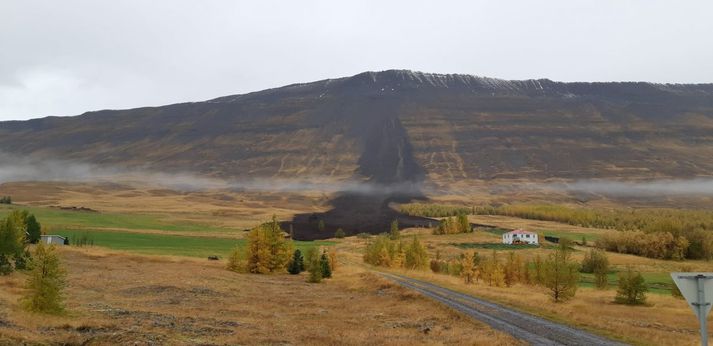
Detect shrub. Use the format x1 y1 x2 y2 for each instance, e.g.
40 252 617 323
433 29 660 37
614 267 647 305
226 246 246 273
0 196 11 204
0 255 12 275
22 243 66 314
334 228 346 239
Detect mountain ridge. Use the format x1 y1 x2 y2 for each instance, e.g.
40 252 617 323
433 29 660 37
1 69 713 184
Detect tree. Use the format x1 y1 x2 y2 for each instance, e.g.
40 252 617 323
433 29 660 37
504 252 523 287
226 246 246 272
389 219 400 240
404 236 429 270
541 242 580 302
320 251 332 278
288 249 305 275
22 243 66 314
581 249 609 289
457 213 471 233
305 247 322 283
25 214 41 244
246 216 293 274
0 212 27 275
461 251 476 284
614 267 647 305
334 228 345 239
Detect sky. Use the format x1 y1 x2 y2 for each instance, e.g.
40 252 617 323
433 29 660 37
1 1 712 121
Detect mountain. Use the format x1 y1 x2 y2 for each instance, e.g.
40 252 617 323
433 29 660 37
2 69 713 186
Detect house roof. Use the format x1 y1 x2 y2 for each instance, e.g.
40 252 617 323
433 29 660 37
504 229 535 235
41 235 66 240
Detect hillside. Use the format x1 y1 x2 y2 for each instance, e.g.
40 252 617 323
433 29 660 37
2 70 713 186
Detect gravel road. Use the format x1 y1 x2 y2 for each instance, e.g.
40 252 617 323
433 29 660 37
382 273 628 346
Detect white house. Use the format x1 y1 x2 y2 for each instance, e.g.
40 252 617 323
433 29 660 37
40 235 67 246
502 229 538 245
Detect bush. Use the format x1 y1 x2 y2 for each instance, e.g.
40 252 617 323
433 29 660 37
226 246 246 273
334 228 346 239
614 268 647 305
0 254 12 276
0 196 11 204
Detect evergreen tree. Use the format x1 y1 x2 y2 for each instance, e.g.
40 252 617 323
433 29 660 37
25 214 41 244
542 242 580 302
317 220 325 232
288 249 305 275
615 267 648 305
320 251 332 278
22 243 66 314
389 219 400 240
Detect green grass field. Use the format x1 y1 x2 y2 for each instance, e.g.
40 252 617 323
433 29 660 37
0 204 228 233
55 229 334 258
452 242 545 250
579 271 675 295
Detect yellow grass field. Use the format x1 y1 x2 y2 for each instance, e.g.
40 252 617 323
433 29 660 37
0 246 518 345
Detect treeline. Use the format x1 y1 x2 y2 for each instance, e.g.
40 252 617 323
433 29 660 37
400 203 471 218
476 204 713 260
363 235 429 270
436 242 646 304
0 196 11 204
226 216 335 283
1 210 42 275
432 214 471 235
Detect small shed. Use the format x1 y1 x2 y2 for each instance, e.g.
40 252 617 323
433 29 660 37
502 229 538 245
40 235 67 246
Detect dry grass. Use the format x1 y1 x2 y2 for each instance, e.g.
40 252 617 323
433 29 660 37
0 181 331 231
336 229 713 346
0 246 519 345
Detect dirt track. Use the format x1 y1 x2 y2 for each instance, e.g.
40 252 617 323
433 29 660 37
382 273 628 346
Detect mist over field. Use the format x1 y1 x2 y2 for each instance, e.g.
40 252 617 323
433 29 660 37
550 179 713 196
0 151 423 195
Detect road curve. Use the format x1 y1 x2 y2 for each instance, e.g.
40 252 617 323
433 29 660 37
382 273 627 346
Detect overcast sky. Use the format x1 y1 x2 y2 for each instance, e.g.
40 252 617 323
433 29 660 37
1 1 712 121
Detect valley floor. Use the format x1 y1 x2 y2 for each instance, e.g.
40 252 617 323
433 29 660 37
0 247 518 345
